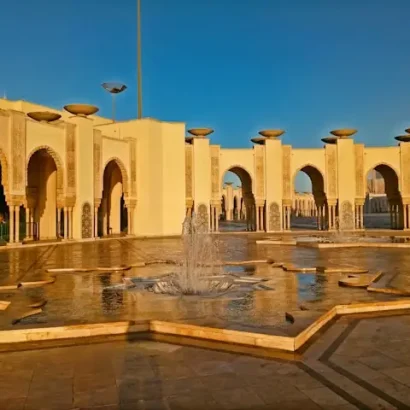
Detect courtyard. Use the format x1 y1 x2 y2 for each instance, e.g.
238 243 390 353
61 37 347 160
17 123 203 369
0 234 410 409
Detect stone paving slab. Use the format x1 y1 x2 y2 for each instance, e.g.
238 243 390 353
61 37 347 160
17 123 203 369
0 314 410 409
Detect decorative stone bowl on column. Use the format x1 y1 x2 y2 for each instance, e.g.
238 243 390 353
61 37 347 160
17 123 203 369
321 136 338 144
251 137 266 145
395 135 410 143
330 129 357 138
258 129 285 138
64 104 99 117
27 112 62 123
187 128 214 138
252 129 285 145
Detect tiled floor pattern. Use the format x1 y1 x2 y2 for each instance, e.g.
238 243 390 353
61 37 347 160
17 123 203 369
0 314 410 409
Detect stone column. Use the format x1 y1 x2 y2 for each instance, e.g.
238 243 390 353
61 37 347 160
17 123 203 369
64 207 68 240
403 203 409 230
282 201 291 231
15 206 20 243
8 206 14 244
69 208 73 239
26 207 32 240
255 206 260 231
327 201 337 230
57 208 61 238
94 207 99 237
127 207 132 235
360 205 364 229
101 199 108 236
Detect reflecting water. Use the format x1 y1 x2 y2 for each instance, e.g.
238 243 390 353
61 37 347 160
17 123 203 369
0 235 408 336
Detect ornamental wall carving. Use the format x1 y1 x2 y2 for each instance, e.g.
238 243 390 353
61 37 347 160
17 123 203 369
0 149 9 203
210 145 220 198
268 202 281 231
0 110 9 155
93 130 102 200
340 200 354 230
355 144 365 198
128 138 137 198
11 111 26 193
197 203 209 230
81 202 92 239
254 145 265 198
185 145 193 199
282 145 291 199
325 144 337 198
65 123 76 202
400 143 410 196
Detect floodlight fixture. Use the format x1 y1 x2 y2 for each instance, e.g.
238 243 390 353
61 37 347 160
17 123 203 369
102 82 128 122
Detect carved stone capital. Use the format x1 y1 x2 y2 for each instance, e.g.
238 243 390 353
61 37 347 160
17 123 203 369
125 198 137 209
355 198 365 206
65 196 76 208
282 199 292 207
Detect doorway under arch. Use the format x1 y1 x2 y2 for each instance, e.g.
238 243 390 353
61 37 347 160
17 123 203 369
364 164 403 229
292 165 328 230
27 148 59 240
219 167 256 232
99 160 128 236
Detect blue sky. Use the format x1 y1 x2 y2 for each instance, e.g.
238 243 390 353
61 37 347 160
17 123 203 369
1 0 409 191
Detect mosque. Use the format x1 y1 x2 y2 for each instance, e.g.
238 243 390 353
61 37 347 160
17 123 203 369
0 96 408 245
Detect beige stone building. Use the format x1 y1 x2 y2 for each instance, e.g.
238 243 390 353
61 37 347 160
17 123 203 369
0 98 409 244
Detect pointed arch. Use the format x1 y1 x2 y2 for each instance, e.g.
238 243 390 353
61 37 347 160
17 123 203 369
364 162 400 198
102 157 129 197
26 145 64 202
292 163 325 194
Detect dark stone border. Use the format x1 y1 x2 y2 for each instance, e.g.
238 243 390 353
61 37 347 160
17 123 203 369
320 318 410 410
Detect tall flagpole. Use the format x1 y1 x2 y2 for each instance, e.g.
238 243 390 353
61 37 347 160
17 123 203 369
137 0 143 119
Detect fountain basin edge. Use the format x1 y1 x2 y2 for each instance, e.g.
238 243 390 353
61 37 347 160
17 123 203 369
1 299 410 353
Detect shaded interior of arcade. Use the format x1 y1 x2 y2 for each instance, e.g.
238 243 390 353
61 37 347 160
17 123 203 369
218 167 257 232
0 151 132 244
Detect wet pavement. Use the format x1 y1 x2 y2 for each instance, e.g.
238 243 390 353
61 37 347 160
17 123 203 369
1 313 410 409
0 235 407 335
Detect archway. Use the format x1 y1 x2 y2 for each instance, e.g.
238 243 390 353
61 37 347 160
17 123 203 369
27 148 58 240
292 165 328 230
99 160 127 236
363 164 402 229
220 167 255 232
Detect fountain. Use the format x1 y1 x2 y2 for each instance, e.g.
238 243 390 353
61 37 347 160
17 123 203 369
121 213 268 296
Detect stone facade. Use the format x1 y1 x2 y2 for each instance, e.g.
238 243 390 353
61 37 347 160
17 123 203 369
0 96 408 245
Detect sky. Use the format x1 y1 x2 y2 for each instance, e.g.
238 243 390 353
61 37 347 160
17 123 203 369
1 0 410 191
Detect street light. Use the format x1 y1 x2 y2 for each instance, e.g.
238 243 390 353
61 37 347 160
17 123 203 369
137 0 143 118
101 82 127 122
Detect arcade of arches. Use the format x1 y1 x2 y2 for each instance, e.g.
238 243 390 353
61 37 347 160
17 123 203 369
2 97 410 245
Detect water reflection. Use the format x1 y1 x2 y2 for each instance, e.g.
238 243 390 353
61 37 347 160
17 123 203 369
100 274 124 316
0 236 406 335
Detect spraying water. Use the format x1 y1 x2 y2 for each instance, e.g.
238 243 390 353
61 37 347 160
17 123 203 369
169 212 221 294
120 213 267 296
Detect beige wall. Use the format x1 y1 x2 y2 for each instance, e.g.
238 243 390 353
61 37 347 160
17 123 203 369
1 95 410 242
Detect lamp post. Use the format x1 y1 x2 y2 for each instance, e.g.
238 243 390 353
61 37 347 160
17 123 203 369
102 82 127 122
137 0 143 119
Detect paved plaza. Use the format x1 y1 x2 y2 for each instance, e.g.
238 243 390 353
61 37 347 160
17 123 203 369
0 313 410 409
1 236 410 409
